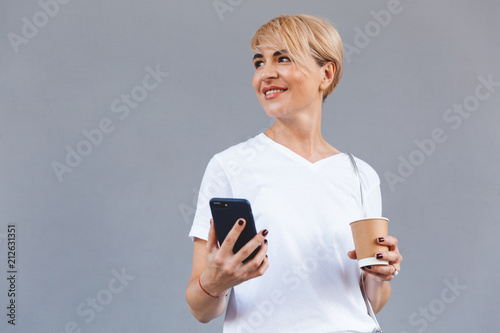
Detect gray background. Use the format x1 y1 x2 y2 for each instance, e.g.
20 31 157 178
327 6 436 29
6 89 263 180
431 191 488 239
1 0 499 332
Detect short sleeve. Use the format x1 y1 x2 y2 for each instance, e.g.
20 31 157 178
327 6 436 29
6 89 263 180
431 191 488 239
188 156 233 241
356 157 382 218
363 179 382 217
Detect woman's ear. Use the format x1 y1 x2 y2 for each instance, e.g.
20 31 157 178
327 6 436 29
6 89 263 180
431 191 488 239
319 62 335 91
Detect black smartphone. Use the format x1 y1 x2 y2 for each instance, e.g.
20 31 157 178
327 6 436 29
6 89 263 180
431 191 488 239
209 198 260 263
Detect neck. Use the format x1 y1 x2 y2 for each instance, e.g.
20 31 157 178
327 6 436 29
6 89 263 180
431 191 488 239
264 106 339 163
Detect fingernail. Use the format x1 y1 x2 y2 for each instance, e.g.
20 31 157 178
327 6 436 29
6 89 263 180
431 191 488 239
376 253 383 259
365 266 372 269
262 229 268 236
238 219 244 226
378 237 384 242
361 267 366 270
264 239 268 244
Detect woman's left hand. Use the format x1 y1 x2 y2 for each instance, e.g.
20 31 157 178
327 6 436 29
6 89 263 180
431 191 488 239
348 235 402 282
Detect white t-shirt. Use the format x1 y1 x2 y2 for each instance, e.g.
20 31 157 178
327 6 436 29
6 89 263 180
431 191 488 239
189 133 382 333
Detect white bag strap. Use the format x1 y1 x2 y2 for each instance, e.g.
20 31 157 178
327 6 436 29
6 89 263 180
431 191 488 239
346 153 382 333
347 153 364 218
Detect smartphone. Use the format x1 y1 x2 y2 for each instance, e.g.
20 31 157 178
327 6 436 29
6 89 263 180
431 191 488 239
209 198 260 263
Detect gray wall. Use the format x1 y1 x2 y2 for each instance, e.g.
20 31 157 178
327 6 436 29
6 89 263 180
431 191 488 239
1 0 499 332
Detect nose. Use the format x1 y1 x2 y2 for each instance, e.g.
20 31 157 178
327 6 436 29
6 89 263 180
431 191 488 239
260 63 278 81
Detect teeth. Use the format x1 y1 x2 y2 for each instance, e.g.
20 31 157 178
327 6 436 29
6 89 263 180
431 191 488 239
265 89 286 95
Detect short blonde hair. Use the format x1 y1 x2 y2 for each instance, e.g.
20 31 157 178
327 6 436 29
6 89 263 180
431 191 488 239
250 14 344 101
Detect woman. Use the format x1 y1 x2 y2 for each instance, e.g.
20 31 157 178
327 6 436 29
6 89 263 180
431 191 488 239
186 14 402 332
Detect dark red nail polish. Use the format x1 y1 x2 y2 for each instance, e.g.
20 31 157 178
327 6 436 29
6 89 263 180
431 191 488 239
365 265 372 269
238 219 244 226
376 253 383 259
262 229 268 236
264 239 268 244
378 237 384 242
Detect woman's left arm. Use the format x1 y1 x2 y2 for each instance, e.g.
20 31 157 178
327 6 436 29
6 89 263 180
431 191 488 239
348 235 402 314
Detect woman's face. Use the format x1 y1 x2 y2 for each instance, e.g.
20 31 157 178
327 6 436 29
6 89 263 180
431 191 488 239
252 47 326 120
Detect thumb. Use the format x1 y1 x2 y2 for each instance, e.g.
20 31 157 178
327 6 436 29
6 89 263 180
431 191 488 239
347 250 357 260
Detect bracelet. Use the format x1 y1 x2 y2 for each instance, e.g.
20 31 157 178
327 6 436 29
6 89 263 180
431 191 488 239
198 277 227 298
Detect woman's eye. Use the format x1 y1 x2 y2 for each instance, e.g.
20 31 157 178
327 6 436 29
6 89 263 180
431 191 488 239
278 56 291 63
254 60 264 68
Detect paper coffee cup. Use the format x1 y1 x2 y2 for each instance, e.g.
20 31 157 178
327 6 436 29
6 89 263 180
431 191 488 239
350 217 389 268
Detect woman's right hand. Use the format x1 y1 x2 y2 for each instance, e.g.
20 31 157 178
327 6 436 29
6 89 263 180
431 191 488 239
199 218 269 297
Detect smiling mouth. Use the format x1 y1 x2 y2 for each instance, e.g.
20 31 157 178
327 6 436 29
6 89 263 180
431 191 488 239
264 89 287 95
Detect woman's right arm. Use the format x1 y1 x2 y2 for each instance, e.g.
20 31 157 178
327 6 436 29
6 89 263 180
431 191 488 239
185 219 269 323
185 237 227 323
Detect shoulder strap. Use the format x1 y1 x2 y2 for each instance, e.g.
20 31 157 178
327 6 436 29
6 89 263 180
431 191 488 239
347 153 364 218
346 153 383 333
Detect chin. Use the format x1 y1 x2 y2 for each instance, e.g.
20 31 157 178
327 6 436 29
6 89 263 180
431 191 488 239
262 99 299 115
263 108 290 120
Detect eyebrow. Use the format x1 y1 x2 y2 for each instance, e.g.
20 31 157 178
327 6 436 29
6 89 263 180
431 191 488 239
253 50 288 60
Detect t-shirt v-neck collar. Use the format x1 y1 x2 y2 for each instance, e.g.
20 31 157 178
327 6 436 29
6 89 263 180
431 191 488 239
257 133 344 168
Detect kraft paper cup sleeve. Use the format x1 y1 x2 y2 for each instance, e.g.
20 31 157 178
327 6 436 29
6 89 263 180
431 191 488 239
350 217 389 268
